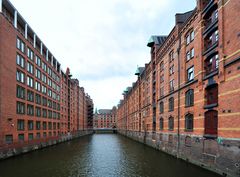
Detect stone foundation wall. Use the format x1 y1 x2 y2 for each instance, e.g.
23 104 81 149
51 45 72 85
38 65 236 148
0 130 93 160
117 130 240 177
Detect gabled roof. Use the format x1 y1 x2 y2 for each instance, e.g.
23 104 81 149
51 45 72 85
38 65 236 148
175 10 194 25
147 35 168 47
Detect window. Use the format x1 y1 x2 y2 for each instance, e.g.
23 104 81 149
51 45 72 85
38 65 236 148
43 132 47 138
36 121 41 130
36 107 41 117
185 89 194 107
185 114 193 131
53 122 56 130
48 67 52 76
43 122 47 130
48 100 52 108
35 94 41 105
205 54 219 75
169 65 174 75
28 120 34 130
186 51 191 61
17 119 25 130
42 109 47 118
187 66 194 81
42 85 47 94
42 74 47 83
42 62 47 72
160 87 164 98
205 84 218 105
42 97 47 106
48 122 52 130
17 102 25 114
16 85 25 99
27 76 34 88
186 30 194 45
159 101 164 113
169 79 174 92
169 50 174 62
28 133 34 140
27 48 34 60
214 9 218 19
17 37 25 53
35 69 41 80
169 97 174 112
5 135 13 144
18 134 24 141
190 31 194 41
159 117 164 130
16 54 25 68
48 110 52 118
215 30 219 41
186 35 190 45
48 89 52 97
168 117 174 131
35 56 41 66
27 62 34 74
35 81 41 92
190 48 194 58
27 90 34 102
16 70 25 83
48 78 52 87
36 133 41 139
27 104 34 116
53 102 57 110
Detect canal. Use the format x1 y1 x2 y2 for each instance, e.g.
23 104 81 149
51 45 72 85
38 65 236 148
0 134 221 177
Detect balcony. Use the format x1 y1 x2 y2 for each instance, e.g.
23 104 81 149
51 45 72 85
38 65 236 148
204 82 218 109
203 18 218 36
203 40 218 56
202 0 215 17
204 53 219 78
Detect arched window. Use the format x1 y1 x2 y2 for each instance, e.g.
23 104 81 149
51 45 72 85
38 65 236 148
169 97 174 111
185 113 194 131
185 89 194 107
159 117 164 130
168 116 174 131
159 101 164 113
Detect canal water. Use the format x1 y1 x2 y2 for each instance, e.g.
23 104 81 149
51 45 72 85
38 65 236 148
0 134 221 177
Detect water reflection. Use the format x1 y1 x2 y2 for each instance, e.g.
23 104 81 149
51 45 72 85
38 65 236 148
0 134 221 177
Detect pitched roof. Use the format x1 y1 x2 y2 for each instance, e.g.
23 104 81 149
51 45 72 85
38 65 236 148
175 10 194 25
147 35 168 47
98 109 112 114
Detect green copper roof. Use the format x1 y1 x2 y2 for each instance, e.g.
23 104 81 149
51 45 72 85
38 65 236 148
147 36 154 47
135 67 140 75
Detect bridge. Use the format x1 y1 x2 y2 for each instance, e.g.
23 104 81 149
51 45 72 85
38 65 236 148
93 128 117 134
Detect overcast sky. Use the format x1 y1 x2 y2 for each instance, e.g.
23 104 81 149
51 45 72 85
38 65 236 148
11 0 196 109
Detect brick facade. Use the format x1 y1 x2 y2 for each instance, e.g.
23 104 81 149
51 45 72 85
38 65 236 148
117 0 240 176
94 108 117 129
0 0 94 152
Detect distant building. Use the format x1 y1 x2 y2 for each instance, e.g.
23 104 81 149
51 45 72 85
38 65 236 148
94 107 116 129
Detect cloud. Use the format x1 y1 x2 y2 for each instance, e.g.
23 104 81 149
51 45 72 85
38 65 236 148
11 0 196 108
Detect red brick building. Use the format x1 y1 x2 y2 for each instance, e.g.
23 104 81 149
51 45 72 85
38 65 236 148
0 0 93 153
94 108 117 129
117 0 240 176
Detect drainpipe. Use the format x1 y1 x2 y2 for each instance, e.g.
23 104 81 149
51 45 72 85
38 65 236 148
177 34 181 157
